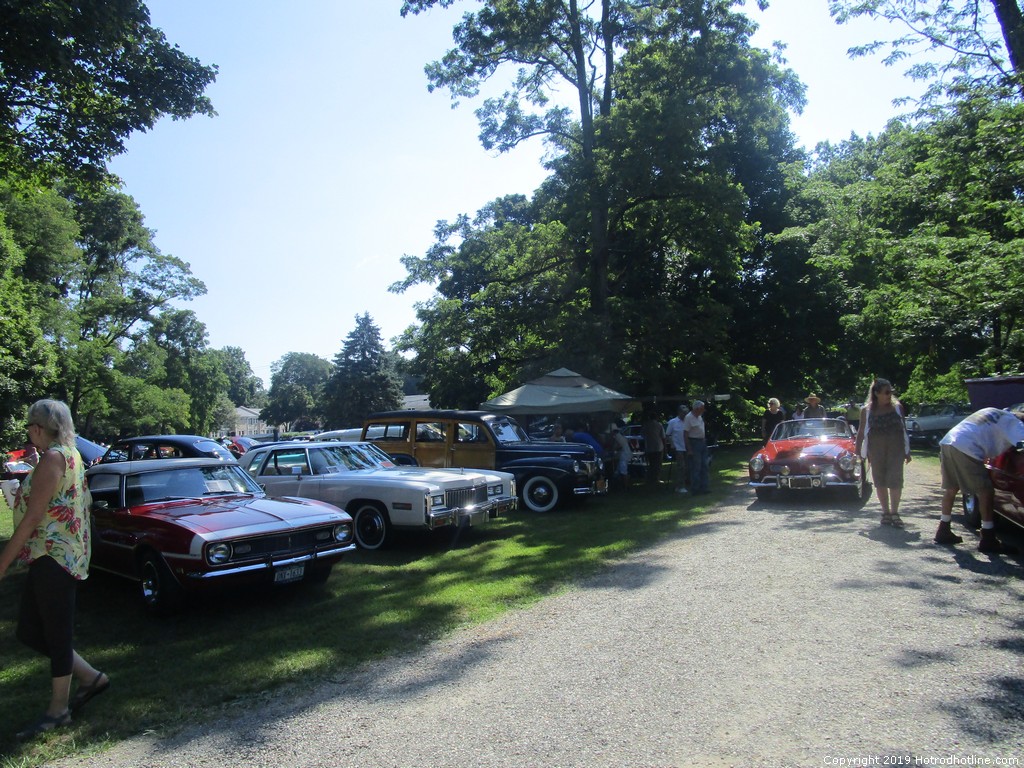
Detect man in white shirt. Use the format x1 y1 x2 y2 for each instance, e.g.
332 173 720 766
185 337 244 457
934 407 1024 554
684 401 709 494
665 405 689 493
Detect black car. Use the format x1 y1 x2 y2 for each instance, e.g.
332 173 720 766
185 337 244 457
362 410 607 513
100 435 235 463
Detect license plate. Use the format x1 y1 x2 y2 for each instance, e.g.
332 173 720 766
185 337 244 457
274 565 305 584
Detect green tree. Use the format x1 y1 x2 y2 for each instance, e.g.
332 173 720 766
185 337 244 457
322 314 404 427
0 210 55 448
0 0 217 182
398 0 803 400
261 353 332 432
149 309 227 434
783 92 1024 402
210 346 267 407
829 0 1024 101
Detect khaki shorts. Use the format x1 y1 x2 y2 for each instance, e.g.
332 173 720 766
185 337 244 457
939 444 992 495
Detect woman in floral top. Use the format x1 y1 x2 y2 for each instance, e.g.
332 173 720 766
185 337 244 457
0 400 109 739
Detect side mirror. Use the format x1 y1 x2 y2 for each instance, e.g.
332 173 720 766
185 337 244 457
290 465 303 476
1015 441 1024 452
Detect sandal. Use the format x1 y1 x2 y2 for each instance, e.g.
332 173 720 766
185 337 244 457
16 710 71 741
70 671 110 713
889 513 905 528
880 512 893 525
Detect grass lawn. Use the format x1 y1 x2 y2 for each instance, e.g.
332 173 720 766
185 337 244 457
0 446 755 766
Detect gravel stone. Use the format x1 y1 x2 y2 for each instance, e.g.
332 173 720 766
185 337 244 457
54 460 1024 768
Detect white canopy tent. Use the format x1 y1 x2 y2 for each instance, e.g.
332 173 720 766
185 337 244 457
479 368 639 415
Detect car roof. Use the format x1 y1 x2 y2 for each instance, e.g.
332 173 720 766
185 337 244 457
248 441 378 450
366 410 505 421
87 457 238 476
111 434 220 444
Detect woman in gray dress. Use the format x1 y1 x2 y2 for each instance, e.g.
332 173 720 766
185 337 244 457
855 379 912 526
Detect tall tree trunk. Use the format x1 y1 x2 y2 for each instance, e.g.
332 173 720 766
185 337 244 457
990 0 1024 86
568 0 610 321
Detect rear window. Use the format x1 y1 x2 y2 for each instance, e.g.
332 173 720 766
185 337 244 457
195 440 233 460
364 422 411 441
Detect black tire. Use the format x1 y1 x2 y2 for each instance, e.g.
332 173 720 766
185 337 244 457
755 487 773 501
962 493 982 529
521 475 560 513
139 551 184 614
352 503 391 550
850 461 870 501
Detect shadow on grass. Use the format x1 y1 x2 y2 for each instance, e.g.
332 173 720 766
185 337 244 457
0 448 746 765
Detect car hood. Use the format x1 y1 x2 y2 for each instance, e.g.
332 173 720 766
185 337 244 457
499 440 596 458
141 495 347 536
765 439 852 461
320 467 490 490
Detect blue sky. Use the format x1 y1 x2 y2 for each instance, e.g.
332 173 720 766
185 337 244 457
109 0 924 387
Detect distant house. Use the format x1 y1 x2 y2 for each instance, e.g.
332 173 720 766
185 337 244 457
230 406 272 437
402 394 430 410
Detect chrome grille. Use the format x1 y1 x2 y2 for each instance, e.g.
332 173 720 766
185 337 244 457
446 483 488 510
228 527 331 561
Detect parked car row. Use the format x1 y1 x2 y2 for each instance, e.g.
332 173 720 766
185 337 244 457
360 410 606 513
76 434 517 613
5 412 606 614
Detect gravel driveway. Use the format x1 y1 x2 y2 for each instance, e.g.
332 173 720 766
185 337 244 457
58 460 1024 768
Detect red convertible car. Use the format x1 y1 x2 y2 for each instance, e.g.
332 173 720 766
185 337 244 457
85 458 355 612
963 445 1024 530
748 418 868 500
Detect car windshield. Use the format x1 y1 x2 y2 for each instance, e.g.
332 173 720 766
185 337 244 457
311 444 393 473
915 404 956 417
771 419 852 441
125 465 261 505
491 418 529 444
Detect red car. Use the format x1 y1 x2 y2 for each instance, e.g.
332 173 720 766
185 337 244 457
85 458 355 612
748 418 868 500
963 446 1024 529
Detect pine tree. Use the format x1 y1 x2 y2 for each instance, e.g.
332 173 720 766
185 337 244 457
323 314 404 428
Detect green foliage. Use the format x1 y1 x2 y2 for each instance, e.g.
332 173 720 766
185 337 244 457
0 0 217 183
261 353 333 432
828 0 1024 104
210 346 267 408
786 90 1024 401
0 212 55 449
397 1 806 405
322 314 404 427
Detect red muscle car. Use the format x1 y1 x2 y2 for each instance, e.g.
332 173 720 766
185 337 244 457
86 458 355 612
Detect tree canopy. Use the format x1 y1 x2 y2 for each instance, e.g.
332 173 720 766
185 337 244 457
396 0 806 407
0 0 217 183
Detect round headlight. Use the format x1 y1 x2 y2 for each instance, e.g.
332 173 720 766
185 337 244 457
334 523 353 543
573 461 581 474
207 542 232 565
749 456 765 472
838 455 856 471
809 465 821 475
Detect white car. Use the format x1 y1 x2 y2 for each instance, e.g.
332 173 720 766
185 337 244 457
238 441 516 550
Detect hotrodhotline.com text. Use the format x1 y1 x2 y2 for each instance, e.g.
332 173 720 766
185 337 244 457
824 757 1020 766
